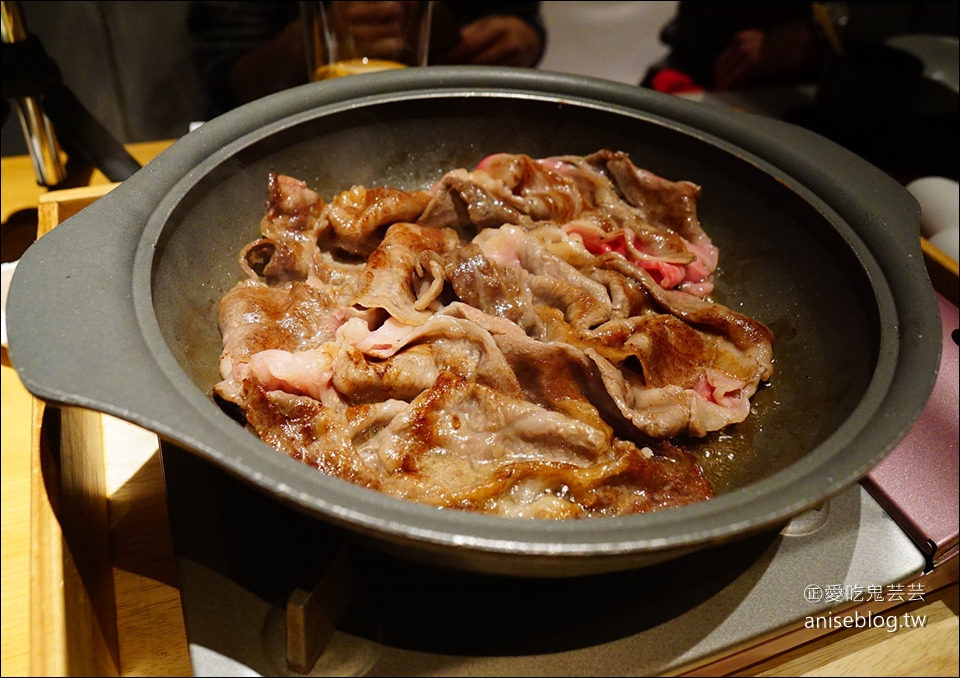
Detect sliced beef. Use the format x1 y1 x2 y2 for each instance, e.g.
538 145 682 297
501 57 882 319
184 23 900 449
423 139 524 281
351 222 461 325
215 150 777 519
332 344 440 403
585 149 707 245
217 280 344 379
518 234 612 328
258 173 327 283
235 382 378 486
419 168 527 231
325 185 432 256
421 152 718 296
475 152 586 222
443 242 542 334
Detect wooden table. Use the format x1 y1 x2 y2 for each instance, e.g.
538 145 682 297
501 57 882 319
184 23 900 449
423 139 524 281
2 141 957 677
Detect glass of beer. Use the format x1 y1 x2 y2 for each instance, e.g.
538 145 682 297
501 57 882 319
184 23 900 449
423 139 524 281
301 1 433 80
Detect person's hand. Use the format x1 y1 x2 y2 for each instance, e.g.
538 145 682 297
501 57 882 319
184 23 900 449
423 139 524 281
712 29 766 90
712 20 825 91
436 15 542 67
338 1 410 60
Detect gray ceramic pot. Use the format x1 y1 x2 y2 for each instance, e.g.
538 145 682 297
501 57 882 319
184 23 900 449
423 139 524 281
7 67 941 576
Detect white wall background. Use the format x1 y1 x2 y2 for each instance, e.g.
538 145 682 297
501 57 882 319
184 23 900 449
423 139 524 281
538 1 678 85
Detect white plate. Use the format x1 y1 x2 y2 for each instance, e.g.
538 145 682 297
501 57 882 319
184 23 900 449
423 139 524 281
907 176 960 238
1 260 18 348
929 226 959 264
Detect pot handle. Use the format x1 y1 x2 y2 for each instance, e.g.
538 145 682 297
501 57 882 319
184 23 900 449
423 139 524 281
6 173 225 453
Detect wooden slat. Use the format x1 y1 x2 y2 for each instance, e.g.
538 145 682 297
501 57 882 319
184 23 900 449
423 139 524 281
26 181 191 677
1 139 172 225
740 584 959 677
102 415 191 677
36 184 119 237
30 404 120 676
285 544 352 673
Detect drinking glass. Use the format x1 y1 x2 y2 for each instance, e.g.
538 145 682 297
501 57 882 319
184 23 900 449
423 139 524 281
301 1 433 80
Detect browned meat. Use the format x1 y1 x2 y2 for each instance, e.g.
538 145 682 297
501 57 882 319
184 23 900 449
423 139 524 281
585 149 707 246
367 372 712 516
214 150 775 519
258 173 327 283
350 222 461 325
443 243 543 334
420 151 719 298
216 280 344 380
234 380 379 486
325 185 432 256
420 168 527 231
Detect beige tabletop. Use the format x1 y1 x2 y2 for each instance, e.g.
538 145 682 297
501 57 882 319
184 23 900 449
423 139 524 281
2 141 957 676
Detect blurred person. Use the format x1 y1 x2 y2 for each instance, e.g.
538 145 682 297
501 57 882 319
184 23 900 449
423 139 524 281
188 1 545 117
1 1 206 158
641 1 959 93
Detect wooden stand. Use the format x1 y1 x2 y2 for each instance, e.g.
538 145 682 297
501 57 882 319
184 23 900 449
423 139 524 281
28 184 352 675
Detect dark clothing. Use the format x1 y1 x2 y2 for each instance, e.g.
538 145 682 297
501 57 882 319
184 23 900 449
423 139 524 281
645 2 817 89
443 2 544 40
432 2 546 60
839 1 959 45
644 1 960 89
188 1 300 118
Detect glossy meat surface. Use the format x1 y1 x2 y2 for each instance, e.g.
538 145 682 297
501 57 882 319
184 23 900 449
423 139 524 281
214 151 775 518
